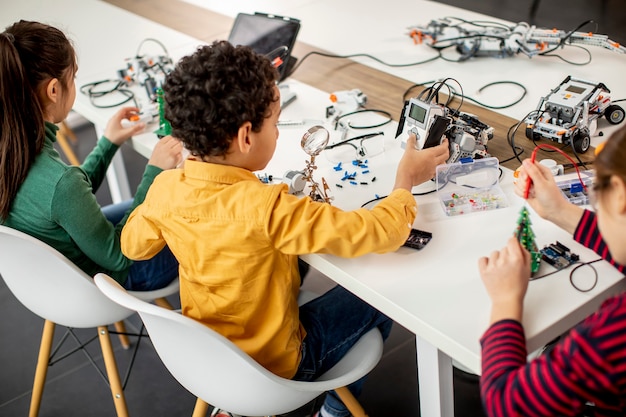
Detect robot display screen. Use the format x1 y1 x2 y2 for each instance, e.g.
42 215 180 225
409 102 428 126
565 85 587 95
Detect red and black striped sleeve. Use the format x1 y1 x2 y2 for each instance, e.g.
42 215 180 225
574 209 625 274
480 295 626 417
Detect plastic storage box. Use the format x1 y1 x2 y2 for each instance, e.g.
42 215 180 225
554 170 594 206
435 157 508 216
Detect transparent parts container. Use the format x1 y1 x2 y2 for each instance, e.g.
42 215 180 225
554 170 594 206
435 157 508 216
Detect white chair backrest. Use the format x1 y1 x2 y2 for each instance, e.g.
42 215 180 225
94 273 382 416
0 225 133 328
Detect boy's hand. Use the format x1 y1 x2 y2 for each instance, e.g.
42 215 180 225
478 237 531 323
393 134 449 191
148 135 183 170
104 107 146 145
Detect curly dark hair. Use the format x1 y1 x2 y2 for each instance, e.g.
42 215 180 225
163 40 279 158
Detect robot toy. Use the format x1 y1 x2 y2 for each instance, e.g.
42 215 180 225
525 76 625 153
408 18 625 60
396 95 494 164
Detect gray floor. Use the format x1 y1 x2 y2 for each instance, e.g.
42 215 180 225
1 1 624 416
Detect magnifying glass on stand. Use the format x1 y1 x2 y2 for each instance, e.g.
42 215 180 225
301 125 333 204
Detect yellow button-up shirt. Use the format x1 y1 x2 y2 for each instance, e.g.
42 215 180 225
121 159 417 378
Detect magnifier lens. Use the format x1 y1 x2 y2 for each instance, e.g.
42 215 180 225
301 126 330 156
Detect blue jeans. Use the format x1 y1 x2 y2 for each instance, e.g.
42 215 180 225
102 200 179 291
294 285 393 417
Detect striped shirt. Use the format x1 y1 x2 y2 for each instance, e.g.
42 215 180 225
480 209 626 416
574 210 625 274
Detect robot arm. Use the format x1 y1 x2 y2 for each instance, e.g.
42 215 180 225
523 26 626 56
408 19 625 59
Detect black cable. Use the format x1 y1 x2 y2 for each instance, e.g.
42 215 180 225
423 78 463 111
528 258 599 293
507 109 545 164
404 79 527 111
79 79 137 108
361 194 387 208
569 259 600 292
537 20 596 56
464 81 528 110
441 16 516 32
333 109 393 130
325 132 384 150
285 50 442 79
539 44 593 66
402 81 437 102
360 187 439 209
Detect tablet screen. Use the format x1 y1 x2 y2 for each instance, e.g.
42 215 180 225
228 12 300 80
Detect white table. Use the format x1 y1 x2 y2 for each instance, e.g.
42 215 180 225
266 80 626 417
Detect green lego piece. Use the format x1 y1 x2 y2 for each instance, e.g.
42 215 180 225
515 206 541 274
153 87 172 138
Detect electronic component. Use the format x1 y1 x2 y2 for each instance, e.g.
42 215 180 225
525 76 625 153
118 53 174 101
396 97 445 148
121 112 153 128
283 170 306 194
396 91 493 163
279 84 297 109
515 206 541 274
326 89 368 121
436 157 508 216
402 228 433 250
540 241 579 269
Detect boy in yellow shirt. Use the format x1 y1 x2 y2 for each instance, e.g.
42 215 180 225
121 40 448 417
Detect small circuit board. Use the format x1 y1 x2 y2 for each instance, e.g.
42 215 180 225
540 241 580 269
403 228 433 250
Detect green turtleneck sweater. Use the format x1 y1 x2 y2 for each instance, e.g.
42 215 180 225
2 122 162 283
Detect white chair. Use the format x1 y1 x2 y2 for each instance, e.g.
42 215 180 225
0 225 180 417
94 273 384 417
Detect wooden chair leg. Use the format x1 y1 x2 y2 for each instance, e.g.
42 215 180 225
29 320 55 417
114 321 131 350
192 398 209 417
98 326 130 417
154 297 174 310
334 386 368 417
59 120 78 143
55 122 81 166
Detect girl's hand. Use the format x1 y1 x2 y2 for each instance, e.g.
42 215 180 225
104 107 146 145
478 237 531 323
